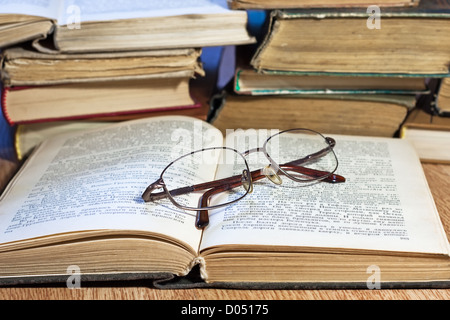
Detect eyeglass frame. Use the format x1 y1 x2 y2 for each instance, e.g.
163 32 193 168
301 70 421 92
142 128 345 229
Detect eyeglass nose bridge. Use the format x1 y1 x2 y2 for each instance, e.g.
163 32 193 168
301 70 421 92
262 165 282 185
242 147 282 186
241 169 253 193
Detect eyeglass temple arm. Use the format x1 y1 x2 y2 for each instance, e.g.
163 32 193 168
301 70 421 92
195 166 345 229
195 169 269 229
195 180 244 229
142 162 345 203
142 162 344 203
142 174 250 202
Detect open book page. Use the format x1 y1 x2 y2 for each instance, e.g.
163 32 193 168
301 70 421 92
0 116 222 253
0 0 59 19
200 131 450 256
57 0 231 24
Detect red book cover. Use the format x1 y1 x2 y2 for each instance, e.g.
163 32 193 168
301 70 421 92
2 84 202 125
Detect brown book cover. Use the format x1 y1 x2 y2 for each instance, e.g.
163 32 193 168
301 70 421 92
228 0 420 9
251 0 450 75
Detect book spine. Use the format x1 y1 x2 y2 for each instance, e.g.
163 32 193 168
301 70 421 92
14 125 23 161
227 0 419 9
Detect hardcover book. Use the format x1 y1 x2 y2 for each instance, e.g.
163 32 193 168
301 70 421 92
250 0 450 75
1 76 200 124
436 77 450 116
1 47 204 86
234 69 429 95
401 106 450 163
0 0 255 52
209 92 417 137
228 0 420 9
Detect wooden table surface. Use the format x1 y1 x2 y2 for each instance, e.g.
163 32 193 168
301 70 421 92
0 159 449 300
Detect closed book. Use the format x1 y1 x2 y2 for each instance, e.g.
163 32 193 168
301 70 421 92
209 93 417 137
0 0 255 52
251 0 450 75
1 46 204 86
0 18 53 49
234 68 429 95
228 0 420 9
2 76 200 124
14 121 112 161
436 77 450 116
401 106 450 163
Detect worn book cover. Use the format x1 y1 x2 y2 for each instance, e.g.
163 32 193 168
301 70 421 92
228 0 420 9
251 0 450 74
1 46 204 86
234 69 429 95
1 77 200 124
0 0 255 52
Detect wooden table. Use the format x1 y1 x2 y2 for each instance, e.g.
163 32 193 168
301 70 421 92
0 159 449 300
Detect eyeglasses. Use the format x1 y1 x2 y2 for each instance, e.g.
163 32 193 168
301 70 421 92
142 128 345 229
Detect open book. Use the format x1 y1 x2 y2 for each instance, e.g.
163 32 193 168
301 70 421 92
0 0 254 51
0 116 449 287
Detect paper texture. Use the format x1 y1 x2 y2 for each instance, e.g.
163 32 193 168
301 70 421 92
201 132 450 256
0 116 222 252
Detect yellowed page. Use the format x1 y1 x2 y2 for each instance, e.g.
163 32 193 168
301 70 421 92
201 132 450 256
0 116 222 253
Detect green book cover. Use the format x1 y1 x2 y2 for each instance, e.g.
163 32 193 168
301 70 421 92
277 0 450 18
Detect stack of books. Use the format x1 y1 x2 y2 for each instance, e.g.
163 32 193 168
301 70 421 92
210 0 450 145
0 0 255 159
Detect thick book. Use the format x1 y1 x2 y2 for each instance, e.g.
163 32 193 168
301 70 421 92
250 0 450 75
436 77 450 116
0 0 255 52
14 122 112 161
209 92 416 137
1 76 200 124
13 104 210 161
1 46 204 86
401 107 450 163
228 0 420 9
234 68 429 95
0 115 448 288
